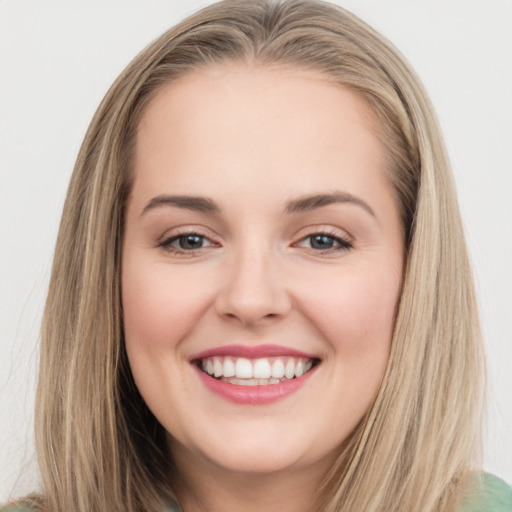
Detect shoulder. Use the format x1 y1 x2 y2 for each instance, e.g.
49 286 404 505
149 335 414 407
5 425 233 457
462 473 512 512
164 500 183 512
0 497 38 512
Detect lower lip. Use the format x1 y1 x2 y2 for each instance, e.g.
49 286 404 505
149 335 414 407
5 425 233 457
194 366 317 405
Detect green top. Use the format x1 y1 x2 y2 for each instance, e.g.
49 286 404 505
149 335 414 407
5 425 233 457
460 473 512 512
3 473 511 511
165 475 512 511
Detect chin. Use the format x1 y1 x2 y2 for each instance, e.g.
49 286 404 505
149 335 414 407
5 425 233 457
202 448 310 477
170 421 338 478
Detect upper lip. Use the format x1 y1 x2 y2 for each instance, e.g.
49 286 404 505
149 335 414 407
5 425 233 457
189 344 319 361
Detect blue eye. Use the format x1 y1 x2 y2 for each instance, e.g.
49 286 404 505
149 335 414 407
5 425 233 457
309 234 337 249
159 233 215 253
298 233 353 252
176 234 205 250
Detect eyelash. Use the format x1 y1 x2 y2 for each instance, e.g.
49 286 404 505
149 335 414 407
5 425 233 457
158 229 217 256
158 230 353 256
295 231 353 254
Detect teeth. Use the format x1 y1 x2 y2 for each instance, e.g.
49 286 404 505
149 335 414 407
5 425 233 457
223 358 235 377
253 358 272 379
271 359 285 378
220 376 289 386
285 359 295 379
213 357 223 378
235 358 253 378
199 355 316 384
238 378 259 386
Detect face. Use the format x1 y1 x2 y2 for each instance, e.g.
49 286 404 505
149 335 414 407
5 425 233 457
122 65 404 481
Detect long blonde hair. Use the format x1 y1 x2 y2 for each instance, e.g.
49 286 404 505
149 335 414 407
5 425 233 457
29 1 484 511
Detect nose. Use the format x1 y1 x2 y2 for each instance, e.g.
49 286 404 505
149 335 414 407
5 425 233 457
214 245 292 327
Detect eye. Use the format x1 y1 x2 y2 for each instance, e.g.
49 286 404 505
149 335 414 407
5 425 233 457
296 233 353 253
175 234 207 250
159 232 217 254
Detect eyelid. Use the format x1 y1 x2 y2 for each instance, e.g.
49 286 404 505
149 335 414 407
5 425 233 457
156 225 353 256
157 226 220 254
293 224 353 241
292 227 354 254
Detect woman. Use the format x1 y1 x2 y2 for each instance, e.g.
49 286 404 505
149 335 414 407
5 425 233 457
3 0 511 511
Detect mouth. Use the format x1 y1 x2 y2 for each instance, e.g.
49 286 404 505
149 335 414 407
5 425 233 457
190 345 321 404
196 355 320 386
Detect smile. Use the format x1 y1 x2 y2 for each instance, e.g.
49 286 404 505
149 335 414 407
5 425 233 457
191 345 321 404
199 356 316 386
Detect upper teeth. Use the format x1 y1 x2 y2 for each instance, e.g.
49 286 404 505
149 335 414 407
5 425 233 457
200 356 314 380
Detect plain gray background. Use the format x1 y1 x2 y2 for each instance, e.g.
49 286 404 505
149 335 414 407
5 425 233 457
1 0 511 501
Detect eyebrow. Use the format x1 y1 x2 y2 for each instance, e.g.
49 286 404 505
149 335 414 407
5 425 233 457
141 195 221 216
284 192 375 217
140 191 375 218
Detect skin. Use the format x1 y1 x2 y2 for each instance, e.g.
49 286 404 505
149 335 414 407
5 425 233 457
122 64 405 512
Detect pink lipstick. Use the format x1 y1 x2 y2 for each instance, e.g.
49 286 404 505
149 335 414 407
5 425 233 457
190 344 317 360
195 366 317 404
191 344 320 404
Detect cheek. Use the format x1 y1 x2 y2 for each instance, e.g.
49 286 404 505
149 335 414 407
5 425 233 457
296 263 401 360
122 263 212 353
121 263 211 422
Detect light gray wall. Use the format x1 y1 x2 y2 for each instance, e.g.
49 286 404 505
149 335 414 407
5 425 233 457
1 0 511 501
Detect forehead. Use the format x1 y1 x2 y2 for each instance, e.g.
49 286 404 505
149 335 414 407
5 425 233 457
131 64 389 210
136 63 379 150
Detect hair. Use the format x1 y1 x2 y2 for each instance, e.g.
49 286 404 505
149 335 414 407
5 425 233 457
18 1 484 511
